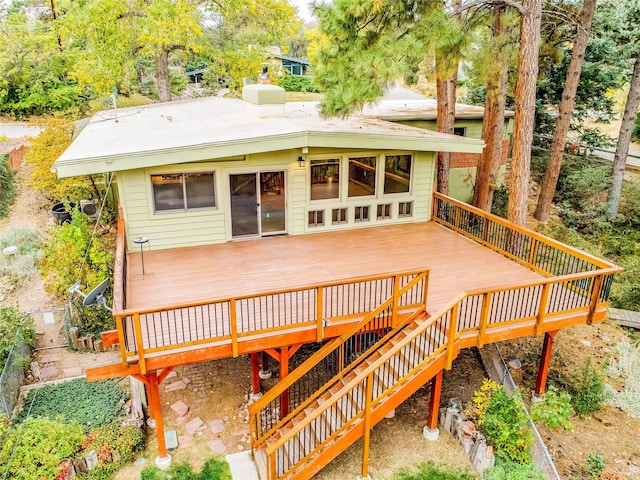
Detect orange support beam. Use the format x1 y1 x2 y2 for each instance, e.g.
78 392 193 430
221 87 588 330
535 331 558 395
427 370 443 430
251 352 260 396
280 346 290 418
146 371 171 468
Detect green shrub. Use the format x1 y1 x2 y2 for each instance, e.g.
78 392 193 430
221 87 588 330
0 155 16 219
0 306 34 369
82 422 146 479
280 75 319 93
554 358 610 416
483 460 545 480
490 185 509 219
141 457 232 480
481 388 532 464
393 460 476 479
14 378 128 431
0 417 85 480
584 451 605 479
529 385 574 430
39 209 114 335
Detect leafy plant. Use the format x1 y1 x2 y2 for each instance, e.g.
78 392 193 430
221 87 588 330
280 74 319 93
464 378 501 425
14 378 128 431
0 306 34 369
39 209 114 335
584 451 605 479
483 460 545 480
81 422 145 479
556 358 610 416
393 460 476 479
141 457 232 480
529 385 574 430
0 417 85 480
0 154 16 219
481 387 532 464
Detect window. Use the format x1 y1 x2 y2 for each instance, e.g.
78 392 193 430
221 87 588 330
332 208 347 225
348 156 377 197
398 201 413 218
354 206 370 222
377 204 392 220
308 210 324 227
152 172 216 212
384 155 411 194
454 127 467 136
310 158 340 201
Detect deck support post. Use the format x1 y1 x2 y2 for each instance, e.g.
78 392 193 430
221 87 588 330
147 371 171 469
250 352 261 399
425 369 443 437
535 331 558 396
259 351 272 379
280 346 290 418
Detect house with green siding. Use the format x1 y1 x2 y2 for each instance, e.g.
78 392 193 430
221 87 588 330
54 84 485 251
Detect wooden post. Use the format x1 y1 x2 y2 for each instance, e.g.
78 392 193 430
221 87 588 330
280 346 290 418
251 352 260 396
261 351 270 374
316 286 324 342
147 372 170 465
535 331 558 395
427 370 443 430
361 375 374 479
230 299 238 357
391 274 400 327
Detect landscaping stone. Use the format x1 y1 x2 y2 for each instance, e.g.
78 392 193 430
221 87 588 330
73 458 88 474
165 370 178 380
30 361 41 379
69 327 79 347
170 400 189 416
208 439 226 454
208 418 225 434
134 457 147 467
64 367 82 377
40 353 59 363
182 376 191 385
185 417 206 435
165 380 187 391
93 339 103 352
85 450 98 470
165 430 178 451
176 411 193 425
178 435 194 448
86 334 95 351
40 365 58 380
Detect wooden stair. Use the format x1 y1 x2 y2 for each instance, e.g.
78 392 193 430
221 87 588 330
252 310 448 479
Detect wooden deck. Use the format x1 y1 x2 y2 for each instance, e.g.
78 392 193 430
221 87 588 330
125 221 543 314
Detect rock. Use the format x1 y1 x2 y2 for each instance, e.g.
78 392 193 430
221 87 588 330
170 400 189 417
30 361 41 379
185 417 206 436
69 327 79 347
208 439 226 454
208 419 225 434
73 458 88 474
165 380 187 391
178 435 194 448
85 451 98 470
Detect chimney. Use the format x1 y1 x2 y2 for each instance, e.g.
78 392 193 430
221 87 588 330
242 84 286 118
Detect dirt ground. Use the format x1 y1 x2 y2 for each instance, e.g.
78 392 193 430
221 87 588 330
3 163 640 479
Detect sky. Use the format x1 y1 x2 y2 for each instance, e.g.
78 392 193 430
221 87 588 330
289 0 316 23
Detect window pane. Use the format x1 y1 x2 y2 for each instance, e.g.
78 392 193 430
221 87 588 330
310 159 340 200
152 174 184 211
348 156 377 197
384 155 411 194
185 173 215 209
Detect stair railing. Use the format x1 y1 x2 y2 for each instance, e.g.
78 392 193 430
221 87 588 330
249 269 429 447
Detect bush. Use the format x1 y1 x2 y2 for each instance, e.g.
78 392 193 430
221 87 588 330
0 154 16 219
554 358 610 416
481 387 532 464
82 422 145 479
0 417 85 480
280 75 319 93
141 457 232 480
14 378 128 431
483 460 545 480
39 209 114 335
393 460 475 479
0 306 34 369
529 385 574 430
490 185 508 219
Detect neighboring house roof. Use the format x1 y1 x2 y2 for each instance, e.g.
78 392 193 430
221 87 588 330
363 98 515 122
274 54 311 66
54 95 483 178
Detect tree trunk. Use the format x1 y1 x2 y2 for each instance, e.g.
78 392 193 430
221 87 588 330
436 77 451 195
156 44 172 103
607 49 640 216
508 0 542 226
534 0 597 222
474 5 509 211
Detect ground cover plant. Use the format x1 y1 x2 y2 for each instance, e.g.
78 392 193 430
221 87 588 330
392 460 476 479
0 306 34 370
14 378 127 429
0 154 16 218
0 227 42 295
141 457 232 480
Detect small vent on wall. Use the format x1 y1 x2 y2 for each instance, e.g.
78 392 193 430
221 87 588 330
80 200 99 219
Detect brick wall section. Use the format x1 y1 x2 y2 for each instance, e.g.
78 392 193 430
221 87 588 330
450 140 510 169
0 140 28 170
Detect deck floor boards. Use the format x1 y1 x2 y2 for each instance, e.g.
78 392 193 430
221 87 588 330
125 222 543 314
